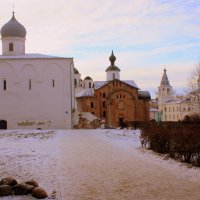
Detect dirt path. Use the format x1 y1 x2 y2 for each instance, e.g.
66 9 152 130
58 130 200 200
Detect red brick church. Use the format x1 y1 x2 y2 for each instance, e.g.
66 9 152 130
74 51 151 127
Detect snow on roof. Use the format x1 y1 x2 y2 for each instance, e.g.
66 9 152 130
76 88 95 97
0 53 72 59
165 97 191 104
150 108 159 112
94 81 108 89
94 80 139 90
123 80 139 89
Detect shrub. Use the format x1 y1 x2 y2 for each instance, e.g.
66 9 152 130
140 121 200 166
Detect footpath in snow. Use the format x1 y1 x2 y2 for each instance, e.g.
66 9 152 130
0 129 200 200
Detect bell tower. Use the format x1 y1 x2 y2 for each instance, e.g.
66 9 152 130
158 69 173 110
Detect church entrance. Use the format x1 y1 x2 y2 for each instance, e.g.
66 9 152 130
0 120 7 129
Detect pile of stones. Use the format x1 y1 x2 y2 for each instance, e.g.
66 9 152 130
0 177 48 199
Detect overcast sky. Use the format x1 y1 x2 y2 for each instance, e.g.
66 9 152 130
0 0 200 98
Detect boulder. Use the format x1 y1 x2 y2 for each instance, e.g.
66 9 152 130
0 177 17 186
0 185 12 196
12 183 34 195
24 179 39 188
32 187 48 199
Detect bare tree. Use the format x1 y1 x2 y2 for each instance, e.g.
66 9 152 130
187 63 200 116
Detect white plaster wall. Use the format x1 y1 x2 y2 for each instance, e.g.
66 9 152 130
0 58 74 129
2 37 25 55
83 79 93 88
106 70 120 81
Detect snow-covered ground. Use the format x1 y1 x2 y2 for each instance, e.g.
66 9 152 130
0 129 200 200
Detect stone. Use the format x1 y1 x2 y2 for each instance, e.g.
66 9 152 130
12 183 34 195
0 185 12 196
24 179 39 188
0 177 17 186
32 187 48 199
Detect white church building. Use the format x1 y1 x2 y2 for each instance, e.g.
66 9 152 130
0 12 74 129
157 69 194 121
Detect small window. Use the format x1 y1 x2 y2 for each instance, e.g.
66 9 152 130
102 102 106 107
103 93 106 98
103 111 106 118
9 43 13 51
112 73 115 80
89 82 92 88
91 102 94 108
52 79 55 87
92 112 94 115
3 80 6 90
74 79 77 86
29 79 32 90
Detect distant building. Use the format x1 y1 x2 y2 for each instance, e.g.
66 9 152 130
74 51 151 128
157 69 194 121
0 12 74 129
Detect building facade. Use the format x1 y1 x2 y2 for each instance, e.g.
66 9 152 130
157 69 194 121
75 51 151 127
0 12 74 129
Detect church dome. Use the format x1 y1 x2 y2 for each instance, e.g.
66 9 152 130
74 68 80 74
84 76 93 80
1 12 26 38
106 51 121 72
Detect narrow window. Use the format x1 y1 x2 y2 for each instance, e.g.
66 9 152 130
102 102 106 107
103 93 106 98
29 79 32 90
89 82 91 88
9 43 13 51
3 80 6 90
91 102 94 108
74 79 77 87
52 79 55 87
113 73 115 80
103 111 106 118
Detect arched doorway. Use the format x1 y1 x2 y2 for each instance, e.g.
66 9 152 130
0 120 7 129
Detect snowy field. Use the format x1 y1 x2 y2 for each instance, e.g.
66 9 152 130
0 129 200 200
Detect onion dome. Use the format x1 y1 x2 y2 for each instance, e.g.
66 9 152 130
84 76 93 80
109 50 116 65
160 69 170 86
1 12 26 38
74 68 80 74
106 51 121 72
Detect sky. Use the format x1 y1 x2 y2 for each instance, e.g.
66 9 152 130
0 0 199 98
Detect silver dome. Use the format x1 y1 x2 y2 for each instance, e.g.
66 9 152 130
1 12 26 38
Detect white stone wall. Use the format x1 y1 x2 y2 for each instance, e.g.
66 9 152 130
2 37 25 56
0 57 74 129
161 102 194 121
106 70 120 81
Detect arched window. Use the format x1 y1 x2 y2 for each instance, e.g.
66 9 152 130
91 102 94 108
9 43 13 51
74 79 77 86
